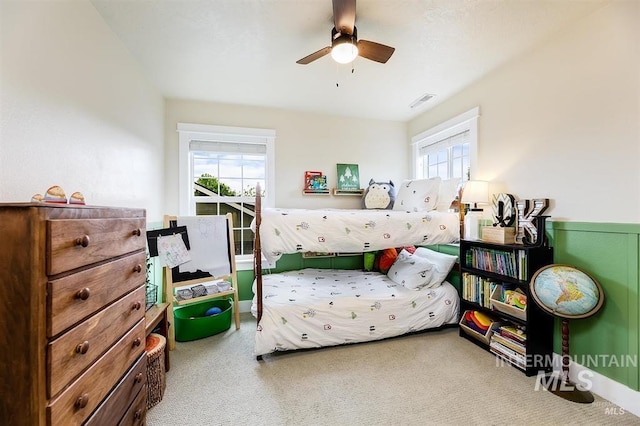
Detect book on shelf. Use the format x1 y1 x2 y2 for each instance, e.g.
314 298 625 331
466 247 525 279
304 171 328 192
490 341 526 369
497 324 527 343
462 272 497 307
304 171 323 190
491 333 526 355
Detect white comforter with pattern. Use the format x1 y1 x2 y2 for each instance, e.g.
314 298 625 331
252 268 460 356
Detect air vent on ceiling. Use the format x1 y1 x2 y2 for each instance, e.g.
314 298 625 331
409 93 436 109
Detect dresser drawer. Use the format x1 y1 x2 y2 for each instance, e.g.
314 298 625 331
118 384 147 426
47 320 145 426
47 217 146 275
48 286 145 398
84 355 146 426
48 251 146 337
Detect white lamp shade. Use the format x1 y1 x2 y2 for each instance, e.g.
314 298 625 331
461 180 489 207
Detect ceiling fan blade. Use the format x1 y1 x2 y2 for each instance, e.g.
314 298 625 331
296 46 332 65
357 40 395 64
333 0 356 34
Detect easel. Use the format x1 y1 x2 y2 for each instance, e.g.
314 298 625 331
162 213 240 350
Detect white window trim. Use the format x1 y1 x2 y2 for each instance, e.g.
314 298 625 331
177 122 275 214
411 107 480 179
177 123 276 270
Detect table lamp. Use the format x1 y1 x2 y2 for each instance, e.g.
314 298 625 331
461 180 489 240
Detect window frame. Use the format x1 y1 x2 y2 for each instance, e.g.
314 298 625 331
411 107 480 181
177 123 276 270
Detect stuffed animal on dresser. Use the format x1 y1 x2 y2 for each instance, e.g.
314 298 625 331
362 179 395 209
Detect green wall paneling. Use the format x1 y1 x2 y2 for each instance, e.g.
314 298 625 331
237 269 255 301
549 221 640 391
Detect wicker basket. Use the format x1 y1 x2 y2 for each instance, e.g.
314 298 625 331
145 333 166 409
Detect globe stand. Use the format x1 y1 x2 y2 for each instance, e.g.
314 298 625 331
530 264 605 405
541 319 594 403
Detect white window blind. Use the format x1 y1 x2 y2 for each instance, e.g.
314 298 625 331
189 140 267 154
418 130 469 156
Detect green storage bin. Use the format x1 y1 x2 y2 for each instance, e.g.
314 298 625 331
174 298 232 342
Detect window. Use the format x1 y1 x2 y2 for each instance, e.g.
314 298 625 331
178 123 275 267
411 107 479 182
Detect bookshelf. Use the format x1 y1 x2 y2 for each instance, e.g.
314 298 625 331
458 239 554 376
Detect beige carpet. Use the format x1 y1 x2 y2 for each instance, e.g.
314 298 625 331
147 313 638 426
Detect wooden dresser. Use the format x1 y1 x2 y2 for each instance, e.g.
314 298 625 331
0 203 147 425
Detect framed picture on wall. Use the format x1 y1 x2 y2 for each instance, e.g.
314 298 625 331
336 163 360 191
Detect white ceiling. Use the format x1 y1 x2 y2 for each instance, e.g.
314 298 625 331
91 0 608 122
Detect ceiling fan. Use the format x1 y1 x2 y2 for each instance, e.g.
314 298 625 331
296 0 395 65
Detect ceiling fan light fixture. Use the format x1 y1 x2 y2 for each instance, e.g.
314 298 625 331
331 33 358 64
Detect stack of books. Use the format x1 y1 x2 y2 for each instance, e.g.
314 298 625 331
461 272 497 308
466 247 526 280
490 323 527 370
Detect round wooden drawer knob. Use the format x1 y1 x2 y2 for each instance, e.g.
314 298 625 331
132 337 141 348
75 288 91 300
75 393 89 409
133 264 143 273
132 228 142 237
132 301 142 311
75 235 90 247
75 341 90 354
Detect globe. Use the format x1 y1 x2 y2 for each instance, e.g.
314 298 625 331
529 263 605 404
530 264 604 319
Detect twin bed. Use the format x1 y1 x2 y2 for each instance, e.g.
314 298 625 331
251 184 461 357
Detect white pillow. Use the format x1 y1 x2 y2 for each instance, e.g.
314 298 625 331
436 178 461 212
413 247 458 288
386 249 435 290
392 178 441 212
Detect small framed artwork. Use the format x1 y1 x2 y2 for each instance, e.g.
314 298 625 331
336 163 360 191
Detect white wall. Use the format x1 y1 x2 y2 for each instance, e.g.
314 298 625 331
164 99 406 213
408 0 640 224
0 0 165 221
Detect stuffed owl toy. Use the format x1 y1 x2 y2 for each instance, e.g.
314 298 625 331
362 179 395 209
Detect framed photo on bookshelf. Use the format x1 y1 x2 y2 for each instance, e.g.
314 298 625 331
336 163 360 191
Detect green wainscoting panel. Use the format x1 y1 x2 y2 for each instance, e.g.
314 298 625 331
237 269 255 301
549 221 640 391
271 253 364 272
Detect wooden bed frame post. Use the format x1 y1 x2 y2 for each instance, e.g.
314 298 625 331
254 183 263 324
